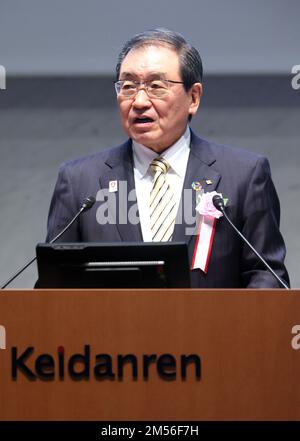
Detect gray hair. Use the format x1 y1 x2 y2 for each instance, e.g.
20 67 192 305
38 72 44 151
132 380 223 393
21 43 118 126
116 28 203 91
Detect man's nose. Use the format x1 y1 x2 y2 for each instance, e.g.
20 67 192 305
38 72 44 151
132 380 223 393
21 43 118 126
132 88 151 108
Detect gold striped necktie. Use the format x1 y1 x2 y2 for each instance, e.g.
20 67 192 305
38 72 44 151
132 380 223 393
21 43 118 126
150 157 176 242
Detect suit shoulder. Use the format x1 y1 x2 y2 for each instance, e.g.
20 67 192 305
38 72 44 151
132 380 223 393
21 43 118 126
215 142 265 164
192 132 269 170
59 141 131 174
214 142 272 178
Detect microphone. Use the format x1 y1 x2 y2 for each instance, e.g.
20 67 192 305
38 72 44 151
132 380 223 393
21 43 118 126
212 194 290 290
0 196 96 290
49 196 95 243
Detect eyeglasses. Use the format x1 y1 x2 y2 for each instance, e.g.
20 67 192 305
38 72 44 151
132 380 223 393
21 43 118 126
114 78 184 99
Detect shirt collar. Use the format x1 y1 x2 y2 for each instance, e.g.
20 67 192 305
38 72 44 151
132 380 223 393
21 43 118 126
132 126 191 179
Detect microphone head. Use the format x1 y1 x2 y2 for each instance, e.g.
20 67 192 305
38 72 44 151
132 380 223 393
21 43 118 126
212 194 225 211
81 196 96 212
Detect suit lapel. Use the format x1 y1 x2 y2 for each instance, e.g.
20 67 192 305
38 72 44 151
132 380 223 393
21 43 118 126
98 140 143 242
172 132 221 244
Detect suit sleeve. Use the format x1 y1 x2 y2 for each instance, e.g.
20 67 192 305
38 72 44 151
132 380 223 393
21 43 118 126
240 156 290 288
46 164 82 242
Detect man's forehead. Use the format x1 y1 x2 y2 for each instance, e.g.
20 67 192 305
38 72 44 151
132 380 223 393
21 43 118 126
119 45 180 77
119 71 168 80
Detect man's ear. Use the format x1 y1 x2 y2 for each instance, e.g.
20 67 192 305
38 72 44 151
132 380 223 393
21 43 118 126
189 83 202 117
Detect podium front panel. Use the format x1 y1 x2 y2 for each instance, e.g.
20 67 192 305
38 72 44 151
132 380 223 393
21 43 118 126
0 289 299 420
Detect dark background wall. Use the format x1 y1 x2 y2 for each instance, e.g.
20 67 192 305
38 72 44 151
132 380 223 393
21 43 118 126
1 0 299 75
0 0 299 287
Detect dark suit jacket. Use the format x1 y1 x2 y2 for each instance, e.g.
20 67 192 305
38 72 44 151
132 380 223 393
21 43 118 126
46 131 289 288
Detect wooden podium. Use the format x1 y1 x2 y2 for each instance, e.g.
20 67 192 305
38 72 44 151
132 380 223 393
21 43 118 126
0 289 300 421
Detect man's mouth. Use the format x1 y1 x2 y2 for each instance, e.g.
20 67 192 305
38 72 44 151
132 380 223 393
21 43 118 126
133 117 154 124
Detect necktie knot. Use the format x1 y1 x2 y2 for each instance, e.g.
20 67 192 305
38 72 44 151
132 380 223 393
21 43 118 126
150 157 169 175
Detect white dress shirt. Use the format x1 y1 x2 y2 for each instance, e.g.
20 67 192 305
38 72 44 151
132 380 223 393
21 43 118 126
132 126 191 241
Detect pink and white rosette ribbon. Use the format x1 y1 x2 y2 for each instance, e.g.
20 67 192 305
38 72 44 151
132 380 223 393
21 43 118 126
191 191 223 273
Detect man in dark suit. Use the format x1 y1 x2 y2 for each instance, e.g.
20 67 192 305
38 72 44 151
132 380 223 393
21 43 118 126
46 28 289 288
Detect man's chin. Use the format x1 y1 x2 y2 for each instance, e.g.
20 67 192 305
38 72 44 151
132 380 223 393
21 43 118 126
131 132 159 149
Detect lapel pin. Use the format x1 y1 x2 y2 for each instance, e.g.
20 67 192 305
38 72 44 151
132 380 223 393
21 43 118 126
109 180 118 192
191 181 202 191
205 179 213 185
